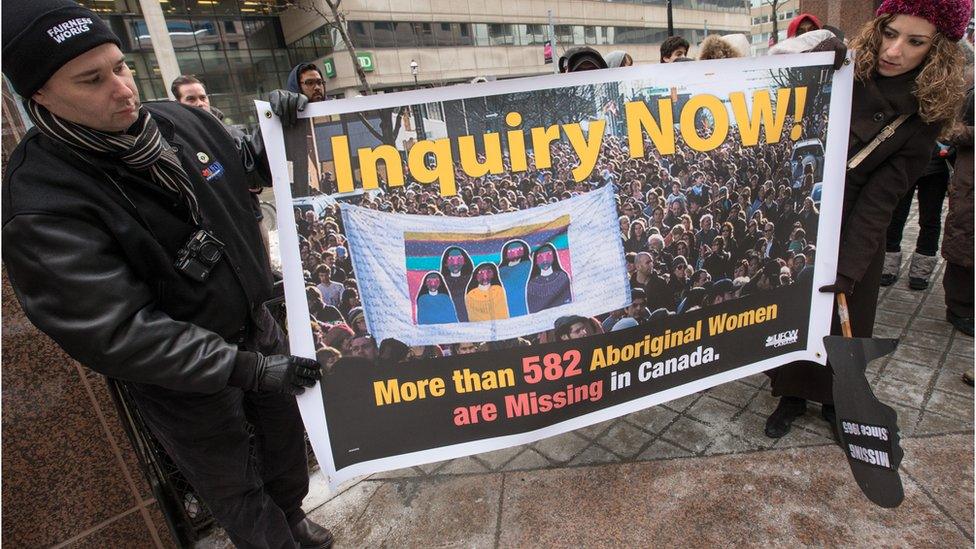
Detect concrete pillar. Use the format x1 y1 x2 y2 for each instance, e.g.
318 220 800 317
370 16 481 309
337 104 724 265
138 0 181 99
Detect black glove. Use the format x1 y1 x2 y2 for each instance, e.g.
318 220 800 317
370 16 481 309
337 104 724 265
268 89 308 127
229 352 321 395
819 274 855 296
812 37 848 70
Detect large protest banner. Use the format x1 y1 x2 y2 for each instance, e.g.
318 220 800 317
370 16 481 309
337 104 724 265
258 52 852 488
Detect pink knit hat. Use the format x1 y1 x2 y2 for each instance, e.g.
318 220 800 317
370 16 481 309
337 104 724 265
876 0 973 41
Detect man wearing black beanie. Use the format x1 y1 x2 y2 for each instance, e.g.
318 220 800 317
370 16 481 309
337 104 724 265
2 1 334 547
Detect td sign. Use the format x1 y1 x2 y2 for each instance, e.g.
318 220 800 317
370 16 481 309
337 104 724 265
356 52 375 72
322 52 375 78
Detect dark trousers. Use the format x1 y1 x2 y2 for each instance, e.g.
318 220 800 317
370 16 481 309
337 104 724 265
128 383 309 549
885 171 950 256
768 245 885 405
944 262 975 318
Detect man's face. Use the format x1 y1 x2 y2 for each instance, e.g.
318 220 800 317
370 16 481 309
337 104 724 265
664 47 688 63
626 298 646 318
456 342 478 355
566 321 590 340
476 266 493 284
796 20 817 36
33 43 140 133
318 270 330 283
536 249 554 270
447 252 465 274
177 82 210 112
299 69 325 102
636 255 653 275
348 337 376 360
425 275 440 292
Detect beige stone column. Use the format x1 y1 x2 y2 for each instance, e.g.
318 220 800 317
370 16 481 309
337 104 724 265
138 0 181 99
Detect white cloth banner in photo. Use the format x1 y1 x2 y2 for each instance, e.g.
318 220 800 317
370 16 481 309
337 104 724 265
340 185 629 346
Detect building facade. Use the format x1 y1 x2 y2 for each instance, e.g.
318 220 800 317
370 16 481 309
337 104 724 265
57 1 751 125
282 0 751 98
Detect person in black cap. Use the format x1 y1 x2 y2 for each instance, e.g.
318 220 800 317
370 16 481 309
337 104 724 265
558 46 608 73
1 1 333 547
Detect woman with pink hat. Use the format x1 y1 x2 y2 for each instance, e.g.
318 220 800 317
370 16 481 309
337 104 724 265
766 0 971 438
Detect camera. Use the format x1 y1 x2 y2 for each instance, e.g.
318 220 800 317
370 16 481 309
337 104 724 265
175 229 225 282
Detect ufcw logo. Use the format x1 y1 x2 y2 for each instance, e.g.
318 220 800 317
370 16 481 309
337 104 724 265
765 329 799 348
47 18 93 44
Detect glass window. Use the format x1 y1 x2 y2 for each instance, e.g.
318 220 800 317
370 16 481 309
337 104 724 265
572 25 585 45
393 21 418 47
521 24 546 46
176 50 205 75
243 18 284 49
433 22 455 47
193 19 220 50
457 23 473 46
348 21 373 49
487 24 515 46
613 26 634 44
273 49 291 72
127 19 153 51
473 23 489 46
416 23 436 47
212 0 241 15
584 26 598 45
554 25 573 44
371 22 396 47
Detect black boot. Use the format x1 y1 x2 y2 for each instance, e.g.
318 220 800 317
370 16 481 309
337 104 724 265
764 396 807 439
291 518 335 549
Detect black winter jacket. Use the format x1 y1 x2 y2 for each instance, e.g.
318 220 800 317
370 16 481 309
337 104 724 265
2 101 276 394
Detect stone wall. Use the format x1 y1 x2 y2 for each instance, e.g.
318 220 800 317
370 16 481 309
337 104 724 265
1 271 177 547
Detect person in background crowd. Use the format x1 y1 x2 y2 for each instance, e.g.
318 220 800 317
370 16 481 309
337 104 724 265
171 74 212 113
315 264 344 308
558 46 608 72
606 50 634 68
660 35 690 62
880 143 951 289
764 0 969 439
698 34 751 60
347 335 378 360
787 13 823 38
554 315 592 340
0 1 335 546
941 64 974 349
284 61 326 196
316 346 342 374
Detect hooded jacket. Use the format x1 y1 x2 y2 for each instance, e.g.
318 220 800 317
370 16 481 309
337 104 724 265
284 62 321 196
2 101 277 394
787 13 822 38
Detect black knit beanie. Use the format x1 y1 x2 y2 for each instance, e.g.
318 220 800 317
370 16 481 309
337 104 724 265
2 0 122 97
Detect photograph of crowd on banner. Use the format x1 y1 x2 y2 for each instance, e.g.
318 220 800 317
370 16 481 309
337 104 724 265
266 53 847 484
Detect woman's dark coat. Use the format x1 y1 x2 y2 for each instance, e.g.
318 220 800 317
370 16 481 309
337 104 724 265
770 68 942 404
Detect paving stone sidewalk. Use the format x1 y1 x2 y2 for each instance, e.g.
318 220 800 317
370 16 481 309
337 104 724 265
201 212 974 548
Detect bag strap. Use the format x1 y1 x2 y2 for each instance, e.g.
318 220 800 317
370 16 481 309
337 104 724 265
847 114 910 171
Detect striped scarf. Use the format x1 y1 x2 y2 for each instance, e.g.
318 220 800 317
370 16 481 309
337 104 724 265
25 100 202 225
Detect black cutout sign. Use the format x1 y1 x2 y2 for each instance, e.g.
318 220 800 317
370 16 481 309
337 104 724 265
824 335 904 508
